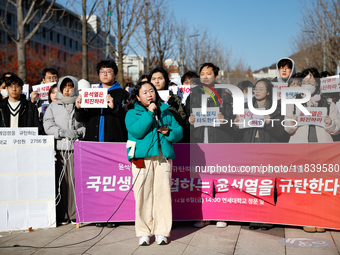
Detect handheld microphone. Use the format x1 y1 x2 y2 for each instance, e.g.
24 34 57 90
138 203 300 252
150 101 159 125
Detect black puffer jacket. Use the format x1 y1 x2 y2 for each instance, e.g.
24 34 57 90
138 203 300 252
236 97 289 143
185 85 234 143
75 88 129 142
0 94 42 132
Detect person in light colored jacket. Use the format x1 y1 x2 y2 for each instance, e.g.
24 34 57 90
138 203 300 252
43 76 84 225
284 68 340 143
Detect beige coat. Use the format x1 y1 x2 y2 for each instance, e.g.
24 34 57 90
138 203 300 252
284 101 340 143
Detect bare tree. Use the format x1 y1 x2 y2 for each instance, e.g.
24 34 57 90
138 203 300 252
66 0 103 81
293 0 340 73
150 2 177 68
0 0 63 82
179 24 232 75
131 0 153 73
102 0 141 85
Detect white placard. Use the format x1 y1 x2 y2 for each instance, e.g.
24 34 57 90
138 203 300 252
192 107 220 128
168 86 178 95
91 84 100 88
178 85 193 104
81 88 108 108
170 78 181 86
0 136 51 147
158 90 169 103
296 107 327 127
320 75 340 93
0 135 55 231
238 108 265 129
32 82 56 100
22 84 29 99
272 82 288 100
0 127 38 137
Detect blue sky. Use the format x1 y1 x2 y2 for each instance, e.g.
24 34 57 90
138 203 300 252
168 0 303 71
57 0 303 72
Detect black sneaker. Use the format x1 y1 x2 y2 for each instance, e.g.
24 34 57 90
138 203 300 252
96 223 106 227
58 219 69 226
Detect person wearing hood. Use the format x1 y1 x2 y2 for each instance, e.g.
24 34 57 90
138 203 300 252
0 74 41 131
272 57 296 83
43 76 85 226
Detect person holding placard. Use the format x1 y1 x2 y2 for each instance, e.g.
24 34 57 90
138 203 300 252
186 63 234 144
43 76 84 226
284 67 340 144
285 68 340 233
234 78 286 231
75 60 129 228
30 68 59 104
0 74 41 131
186 63 233 229
125 81 183 246
234 78 287 143
75 60 129 145
149 67 188 143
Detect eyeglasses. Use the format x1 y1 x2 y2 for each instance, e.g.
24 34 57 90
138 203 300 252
100 70 113 75
8 85 21 90
45 75 58 81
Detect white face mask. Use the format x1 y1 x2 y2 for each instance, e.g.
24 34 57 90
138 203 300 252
1 89 8 98
301 84 316 95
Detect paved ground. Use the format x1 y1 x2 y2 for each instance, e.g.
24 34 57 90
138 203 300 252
1 222 340 255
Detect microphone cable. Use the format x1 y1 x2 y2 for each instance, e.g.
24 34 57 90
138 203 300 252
0 111 160 250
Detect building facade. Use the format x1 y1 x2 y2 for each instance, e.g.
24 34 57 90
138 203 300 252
0 0 115 63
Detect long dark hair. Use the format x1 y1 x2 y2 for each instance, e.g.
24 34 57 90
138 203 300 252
126 81 162 111
148 67 170 90
48 84 58 104
300 67 329 107
254 78 273 102
301 67 321 94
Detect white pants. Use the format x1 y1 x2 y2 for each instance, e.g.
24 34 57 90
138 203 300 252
132 151 172 237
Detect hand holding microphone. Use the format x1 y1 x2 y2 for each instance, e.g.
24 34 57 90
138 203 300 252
148 101 157 113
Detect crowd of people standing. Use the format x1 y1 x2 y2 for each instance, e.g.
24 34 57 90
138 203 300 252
1 56 340 244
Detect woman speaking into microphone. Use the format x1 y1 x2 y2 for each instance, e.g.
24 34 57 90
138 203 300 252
125 81 183 246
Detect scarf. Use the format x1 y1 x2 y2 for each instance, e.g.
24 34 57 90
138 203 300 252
98 81 122 142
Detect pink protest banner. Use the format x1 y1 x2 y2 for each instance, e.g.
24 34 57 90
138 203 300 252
74 141 340 229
